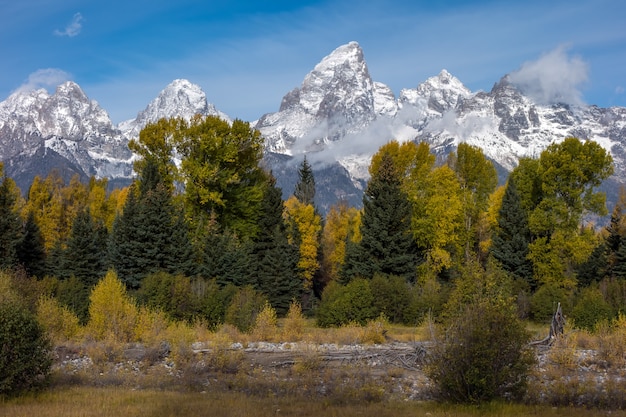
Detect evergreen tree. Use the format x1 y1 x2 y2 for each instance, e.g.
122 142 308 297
490 179 534 287
250 177 300 315
16 211 46 278
0 171 23 269
200 229 252 287
294 156 316 206
577 242 608 286
109 187 146 288
109 159 195 288
341 152 419 283
64 208 108 287
613 236 626 280
605 187 626 276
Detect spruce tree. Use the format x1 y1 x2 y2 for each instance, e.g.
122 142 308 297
109 187 145 288
490 179 534 287
17 211 46 278
294 156 316 206
250 177 300 315
0 172 23 269
109 159 195 288
200 229 252 287
64 208 108 287
613 236 626 280
342 152 418 282
577 242 608 286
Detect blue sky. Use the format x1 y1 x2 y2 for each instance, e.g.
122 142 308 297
1 0 625 123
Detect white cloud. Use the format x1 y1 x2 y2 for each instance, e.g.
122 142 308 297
14 68 72 93
54 12 83 37
507 46 588 106
616 86 625 95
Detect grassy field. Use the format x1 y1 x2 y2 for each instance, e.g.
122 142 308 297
2 386 626 417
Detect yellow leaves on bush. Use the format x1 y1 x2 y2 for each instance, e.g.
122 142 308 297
134 306 170 346
87 270 138 343
251 302 278 342
36 296 82 344
282 300 306 341
284 196 322 288
0 270 19 305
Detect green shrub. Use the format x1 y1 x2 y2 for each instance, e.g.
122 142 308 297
198 280 236 329
141 272 200 322
370 274 412 324
571 286 614 331
0 301 52 397
225 285 267 333
427 301 535 403
530 283 571 322
428 260 535 403
316 279 376 327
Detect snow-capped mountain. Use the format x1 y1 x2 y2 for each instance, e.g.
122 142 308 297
0 79 231 193
0 81 133 189
257 42 626 192
2 40 626 214
119 79 231 140
256 42 396 154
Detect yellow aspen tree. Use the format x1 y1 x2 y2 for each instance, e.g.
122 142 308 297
411 165 464 273
24 174 65 250
284 196 322 289
87 270 138 343
321 201 361 282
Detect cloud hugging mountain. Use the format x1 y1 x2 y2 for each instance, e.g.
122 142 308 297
1 41 625 213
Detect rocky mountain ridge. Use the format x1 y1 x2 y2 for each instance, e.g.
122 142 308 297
1 41 625 212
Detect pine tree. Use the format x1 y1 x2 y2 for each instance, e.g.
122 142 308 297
294 156 316 206
109 159 195 288
200 229 253 287
250 177 300 315
577 242 608 286
109 187 145 288
342 152 419 283
16 211 46 278
0 170 23 269
613 236 626 280
490 179 534 287
63 208 108 287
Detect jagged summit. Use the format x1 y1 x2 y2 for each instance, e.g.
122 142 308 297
119 79 230 140
1 41 626 212
255 41 395 154
0 81 132 189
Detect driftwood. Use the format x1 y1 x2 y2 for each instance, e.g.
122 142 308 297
530 302 565 346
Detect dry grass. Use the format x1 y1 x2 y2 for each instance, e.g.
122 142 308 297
3 386 626 417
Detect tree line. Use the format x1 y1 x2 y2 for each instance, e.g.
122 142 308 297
1 114 623 330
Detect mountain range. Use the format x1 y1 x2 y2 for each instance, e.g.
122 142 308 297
1 41 625 214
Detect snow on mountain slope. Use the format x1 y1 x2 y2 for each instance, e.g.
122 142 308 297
255 42 396 156
119 79 231 140
0 81 132 179
2 41 626 213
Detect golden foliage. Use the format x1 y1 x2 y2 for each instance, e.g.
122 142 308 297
284 196 322 288
251 302 278 342
87 270 138 343
36 296 82 344
321 201 361 282
282 300 306 341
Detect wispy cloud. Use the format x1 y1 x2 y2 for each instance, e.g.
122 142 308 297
14 68 72 93
508 46 589 106
54 12 83 37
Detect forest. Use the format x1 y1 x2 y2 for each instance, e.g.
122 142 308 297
2 114 626 405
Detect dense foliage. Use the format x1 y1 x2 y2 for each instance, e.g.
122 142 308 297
0 300 52 397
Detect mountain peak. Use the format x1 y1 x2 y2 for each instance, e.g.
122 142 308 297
119 79 230 139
